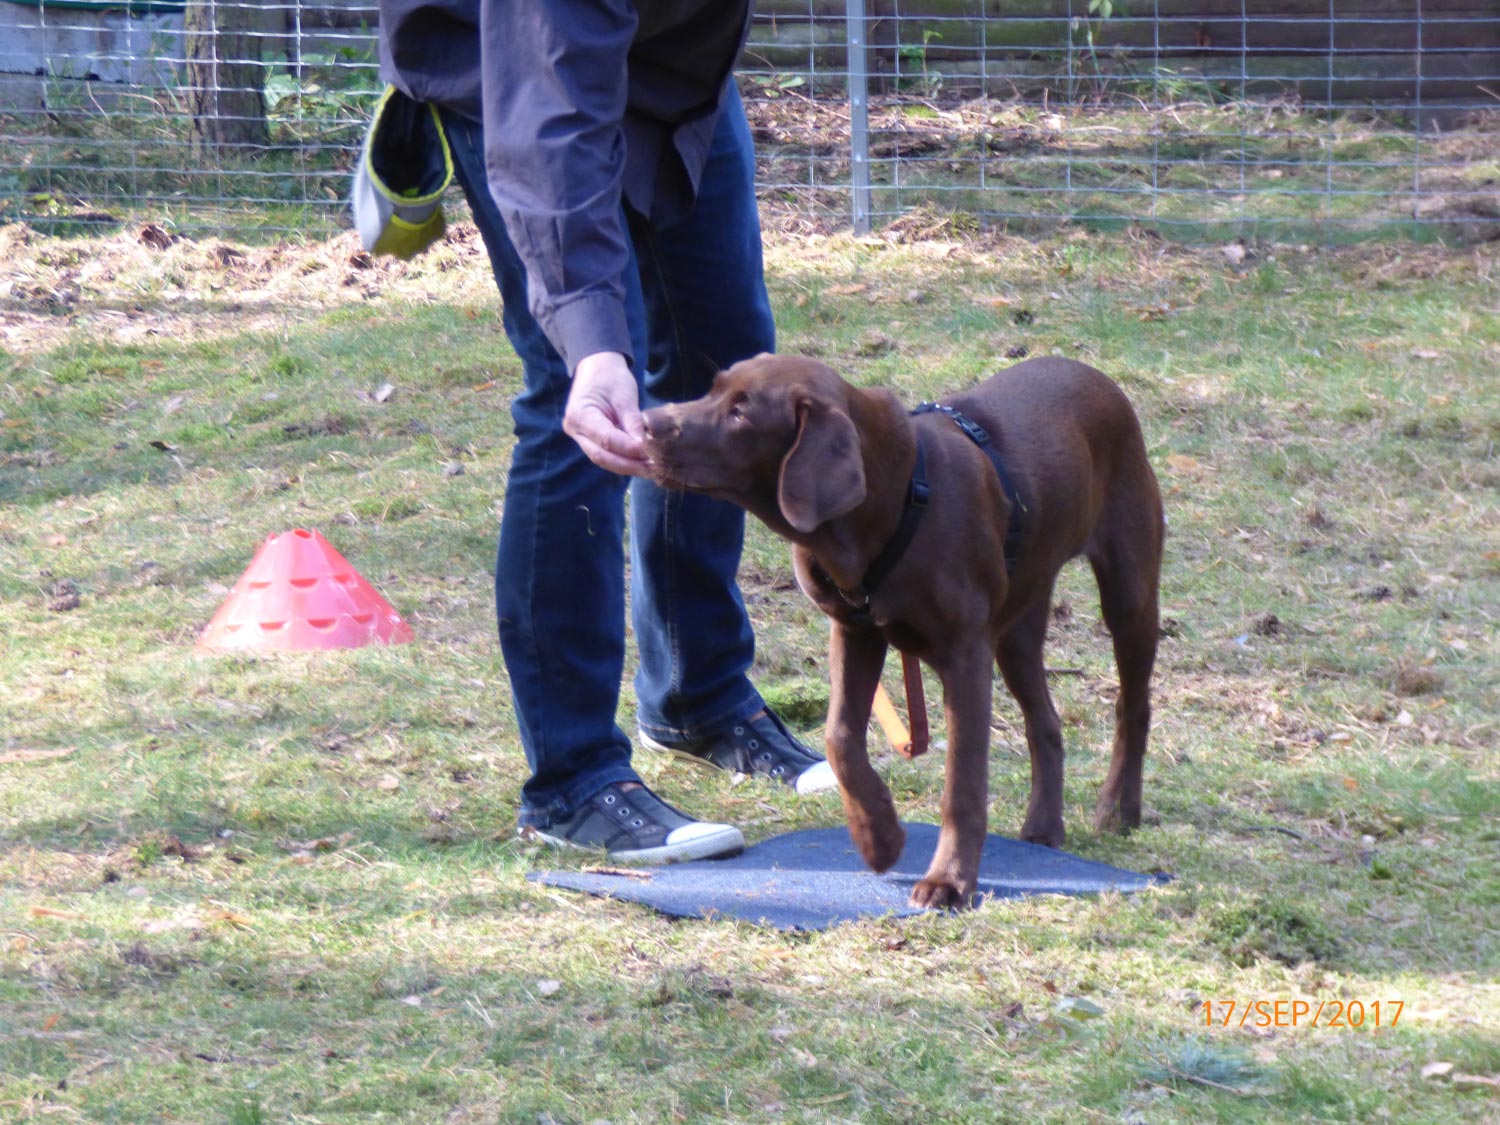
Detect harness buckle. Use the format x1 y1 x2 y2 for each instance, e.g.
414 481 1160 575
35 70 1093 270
953 414 991 446
914 401 993 447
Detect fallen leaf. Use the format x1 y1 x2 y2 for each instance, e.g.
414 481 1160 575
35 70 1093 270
1343 776 1359 790
580 866 653 879
826 283 868 295
207 909 253 929
376 774 401 791
1452 1073 1500 1089
43 533 67 547
373 382 397 404
30 907 79 920
399 995 423 1007
161 836 202 861
282 833 352 855
1133 302 1174 321
1222 241 1248 266
0 747 75 765
471 380 496 392
789 1047 819 1068
162 395 185 415
1421 1061 1455 1080
1054 996 1106 1021
1166 453 1204 475
536 979 562 998
1410 349 1443 360
148 440 177 452
42 1014 60 1032
139 223 173 250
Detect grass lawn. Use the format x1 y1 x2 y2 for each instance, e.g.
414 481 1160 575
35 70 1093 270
1 218 1497 1123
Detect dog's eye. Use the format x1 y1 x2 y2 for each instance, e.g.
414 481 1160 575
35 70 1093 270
727 399 748 422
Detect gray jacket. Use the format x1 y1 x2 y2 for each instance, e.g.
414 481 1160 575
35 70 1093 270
378 0 753 374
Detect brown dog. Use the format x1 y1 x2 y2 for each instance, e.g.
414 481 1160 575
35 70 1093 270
641 354 1163 908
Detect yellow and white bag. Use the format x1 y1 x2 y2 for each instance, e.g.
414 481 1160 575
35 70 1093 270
351 85 454 259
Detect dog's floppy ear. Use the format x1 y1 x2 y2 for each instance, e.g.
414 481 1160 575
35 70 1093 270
778 397 866 533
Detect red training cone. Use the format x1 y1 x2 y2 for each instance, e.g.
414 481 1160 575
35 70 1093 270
196 528 414 653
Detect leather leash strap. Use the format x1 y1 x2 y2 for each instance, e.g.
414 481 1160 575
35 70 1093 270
872 662 929 760
848 402 1027 762
900 651 930 758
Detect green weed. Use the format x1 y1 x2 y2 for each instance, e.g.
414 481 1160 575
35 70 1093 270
0 224 1496 1123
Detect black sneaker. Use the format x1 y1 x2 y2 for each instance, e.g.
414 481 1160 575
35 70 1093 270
639 709 837 795
526 782 745 863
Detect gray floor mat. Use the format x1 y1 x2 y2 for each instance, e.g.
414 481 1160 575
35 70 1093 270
530 822 1169 931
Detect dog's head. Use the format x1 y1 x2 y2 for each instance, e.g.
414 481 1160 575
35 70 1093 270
642 354 867 534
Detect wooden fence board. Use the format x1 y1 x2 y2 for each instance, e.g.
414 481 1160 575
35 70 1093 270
745 0 1500 102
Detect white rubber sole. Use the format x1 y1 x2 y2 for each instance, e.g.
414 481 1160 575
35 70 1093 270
638 731 839 796
534 820 746 864
792 759 838 795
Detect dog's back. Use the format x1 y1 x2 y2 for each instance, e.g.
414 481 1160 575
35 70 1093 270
942 357 1160 576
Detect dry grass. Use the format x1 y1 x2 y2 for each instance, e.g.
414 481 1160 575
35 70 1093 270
2 219 1498 1123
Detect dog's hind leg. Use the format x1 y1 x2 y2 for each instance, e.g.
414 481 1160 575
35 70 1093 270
996 593 1067 849
1087 481 1163 833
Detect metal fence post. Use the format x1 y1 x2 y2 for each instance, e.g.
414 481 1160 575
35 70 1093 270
845 0 872 235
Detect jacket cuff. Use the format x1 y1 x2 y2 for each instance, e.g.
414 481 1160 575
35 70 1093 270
548 293 635 377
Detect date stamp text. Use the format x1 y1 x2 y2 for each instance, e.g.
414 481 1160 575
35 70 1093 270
1202 999 1403 1030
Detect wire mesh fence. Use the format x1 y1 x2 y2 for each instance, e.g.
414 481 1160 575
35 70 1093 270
2 0 1497 244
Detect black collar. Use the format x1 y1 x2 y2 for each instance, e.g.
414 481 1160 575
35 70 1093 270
825 404 1028 620
834 438 929 613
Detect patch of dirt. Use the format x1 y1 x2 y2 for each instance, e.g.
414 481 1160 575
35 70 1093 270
0 221 499 354
2 193 1491 360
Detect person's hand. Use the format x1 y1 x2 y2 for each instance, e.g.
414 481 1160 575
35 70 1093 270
564 351 651 477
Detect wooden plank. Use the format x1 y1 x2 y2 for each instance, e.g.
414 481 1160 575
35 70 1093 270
752 0 1499 19
751 12 1498 55
744 1 1499 100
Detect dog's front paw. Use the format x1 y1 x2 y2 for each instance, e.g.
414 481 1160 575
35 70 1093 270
842 785 904 873
848 814 905 873
909 874 975 911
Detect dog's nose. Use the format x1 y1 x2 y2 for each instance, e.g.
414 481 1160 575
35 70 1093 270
642 407 683 440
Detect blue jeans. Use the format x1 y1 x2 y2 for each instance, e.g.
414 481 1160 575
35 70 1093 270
440 90 775 827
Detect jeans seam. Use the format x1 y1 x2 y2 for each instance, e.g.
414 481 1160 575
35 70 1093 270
632 215 692 717
520 763 642 828
516 393 562 769
637 688 764 744
630 210 696 403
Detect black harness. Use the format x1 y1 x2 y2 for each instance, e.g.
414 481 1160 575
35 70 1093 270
830 403 1028 617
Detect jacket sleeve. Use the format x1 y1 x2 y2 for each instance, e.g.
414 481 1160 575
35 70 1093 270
479 0 637 376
